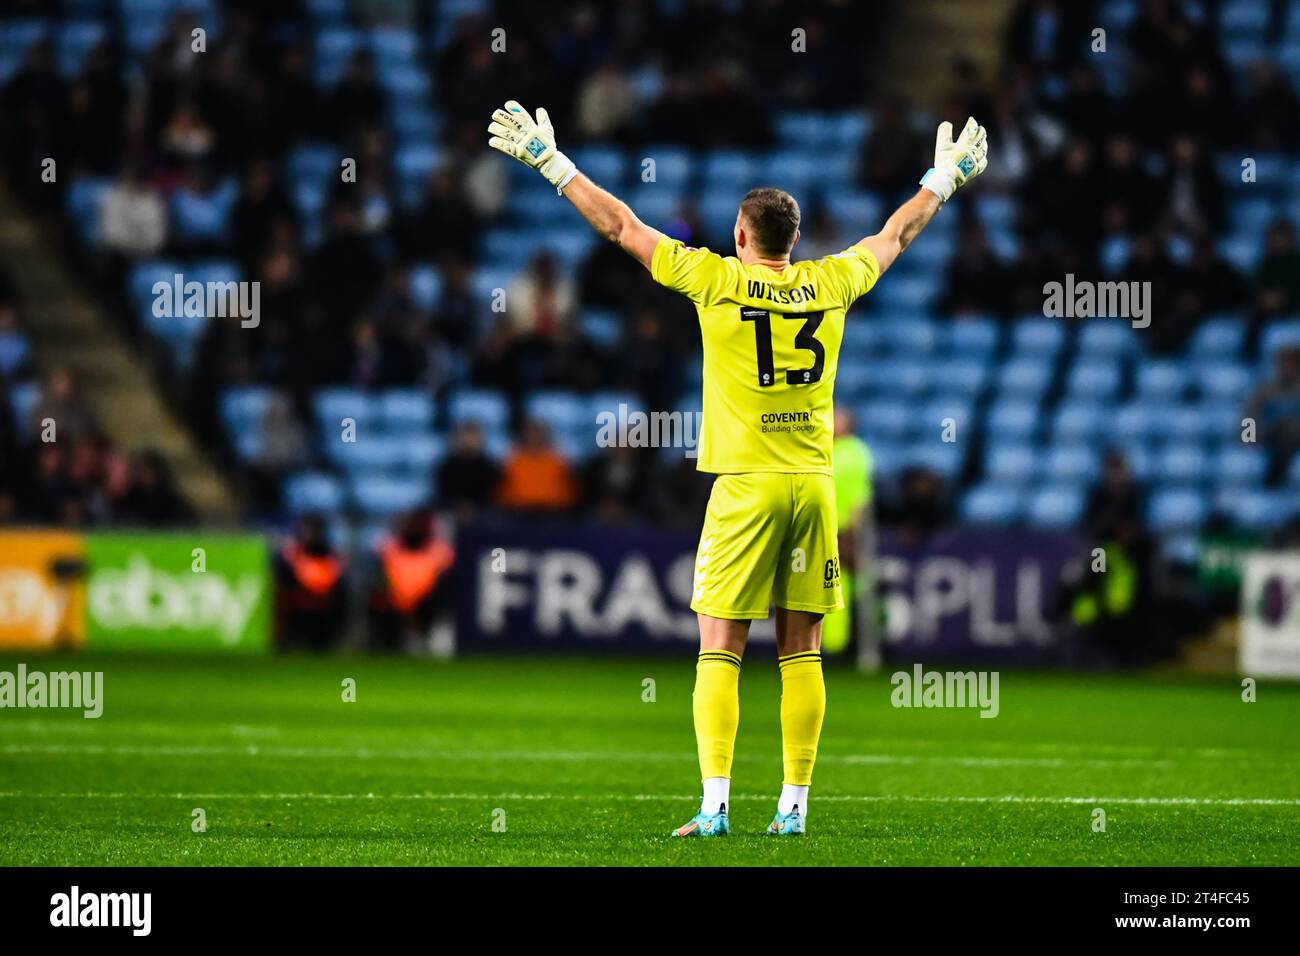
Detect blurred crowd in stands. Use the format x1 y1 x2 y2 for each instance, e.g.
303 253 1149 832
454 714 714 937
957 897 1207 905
0 0 1297 566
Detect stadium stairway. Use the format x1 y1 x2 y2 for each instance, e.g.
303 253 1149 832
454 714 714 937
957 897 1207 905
0 183 239 523
877 0 1015 106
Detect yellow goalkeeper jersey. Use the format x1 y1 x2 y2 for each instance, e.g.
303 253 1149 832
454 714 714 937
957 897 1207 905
651 236 880 475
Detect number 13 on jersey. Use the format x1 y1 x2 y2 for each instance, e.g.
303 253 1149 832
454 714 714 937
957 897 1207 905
740 306 826 387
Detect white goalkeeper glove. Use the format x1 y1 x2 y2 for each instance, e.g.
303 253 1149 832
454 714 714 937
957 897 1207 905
487 100 579 194
919 116 988 202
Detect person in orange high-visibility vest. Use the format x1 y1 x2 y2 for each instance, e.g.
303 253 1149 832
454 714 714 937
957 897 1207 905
275 514 347 651
368 509 455 652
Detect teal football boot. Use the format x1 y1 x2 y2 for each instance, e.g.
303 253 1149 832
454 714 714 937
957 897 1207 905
765 806 805 836
671 804 729 838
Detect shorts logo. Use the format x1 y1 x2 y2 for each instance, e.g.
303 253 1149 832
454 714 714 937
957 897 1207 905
693 536 714 602
823 557 840 589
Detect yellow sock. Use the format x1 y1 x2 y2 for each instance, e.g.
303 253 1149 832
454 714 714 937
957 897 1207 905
693 650 741 781
779 651 825 786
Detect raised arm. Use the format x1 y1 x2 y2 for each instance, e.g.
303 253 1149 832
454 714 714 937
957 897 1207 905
859 117 988 276
561 173 663 269
487 100 662 269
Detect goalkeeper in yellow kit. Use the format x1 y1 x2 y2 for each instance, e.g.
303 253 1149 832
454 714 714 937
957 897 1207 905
489 101 987 837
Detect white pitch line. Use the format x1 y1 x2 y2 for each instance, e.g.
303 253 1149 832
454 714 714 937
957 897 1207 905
4 722 1293 763
0 791 1296 807
0 742 1218 769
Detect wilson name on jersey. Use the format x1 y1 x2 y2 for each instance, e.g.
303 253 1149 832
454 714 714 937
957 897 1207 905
651 237 880 474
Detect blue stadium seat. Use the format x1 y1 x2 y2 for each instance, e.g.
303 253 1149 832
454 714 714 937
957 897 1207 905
1221 0 1270 31
698 189 744 242
578 310 621 349
408 263 442 311
380 389 435 433
864 358 930 395
525 390 587 430
841 317 882 355
283 471 347 515
1159 444 1211 484
1223 488 1298 529
1135 358 1188 398
824 190 882 230
1099 235 1130 273
305 0 349 22
929 357 989 394
65 177 112 245
7 382 40 435
701 150 762 187
370 25 419 61
985 442 1040 483
638 146 694 186
1147 487 1209 533
774 111 837 146
219 386 275 435
1078 320 1137 357
315 388 381 434
872 276 939 311
1222 36 1268 70
1218 234 1262 272
999 356 1055 396
568 146 626 187
56 20 105 75
900 440 964 481
835 363 874 397
1118 442 1155 481
1010 317 1067 355
350 473 433 517
987 398 1041 438
0 328 31 378
1261 319 1300 359
170 179 238 243
973 194 1015 233
903 231 955 270
1229 197 1276 234
962 482 1024 524
585 390 642 422
447 388 510 430
764 150 820 194
1043 445 1101 483
945 316 1000 356
877 314 938 354
1065 358 1123 397
858 399 913 439
1113 401 1173 442
1189 317 1245 358
625 187 683 225
393 144 442 207
329 437 409 471
1026 485 1086 529
1053 400 1109 440
1215 445 1268 485
404 433 447 471
923 395 976 435
1195 360 1252 401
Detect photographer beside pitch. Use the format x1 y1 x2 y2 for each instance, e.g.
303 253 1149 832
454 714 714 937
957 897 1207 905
488 101 987 837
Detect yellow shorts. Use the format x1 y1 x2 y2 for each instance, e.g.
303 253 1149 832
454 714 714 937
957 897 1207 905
691 472 843 620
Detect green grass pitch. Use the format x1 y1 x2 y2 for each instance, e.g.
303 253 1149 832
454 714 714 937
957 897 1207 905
1 653 1298 866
